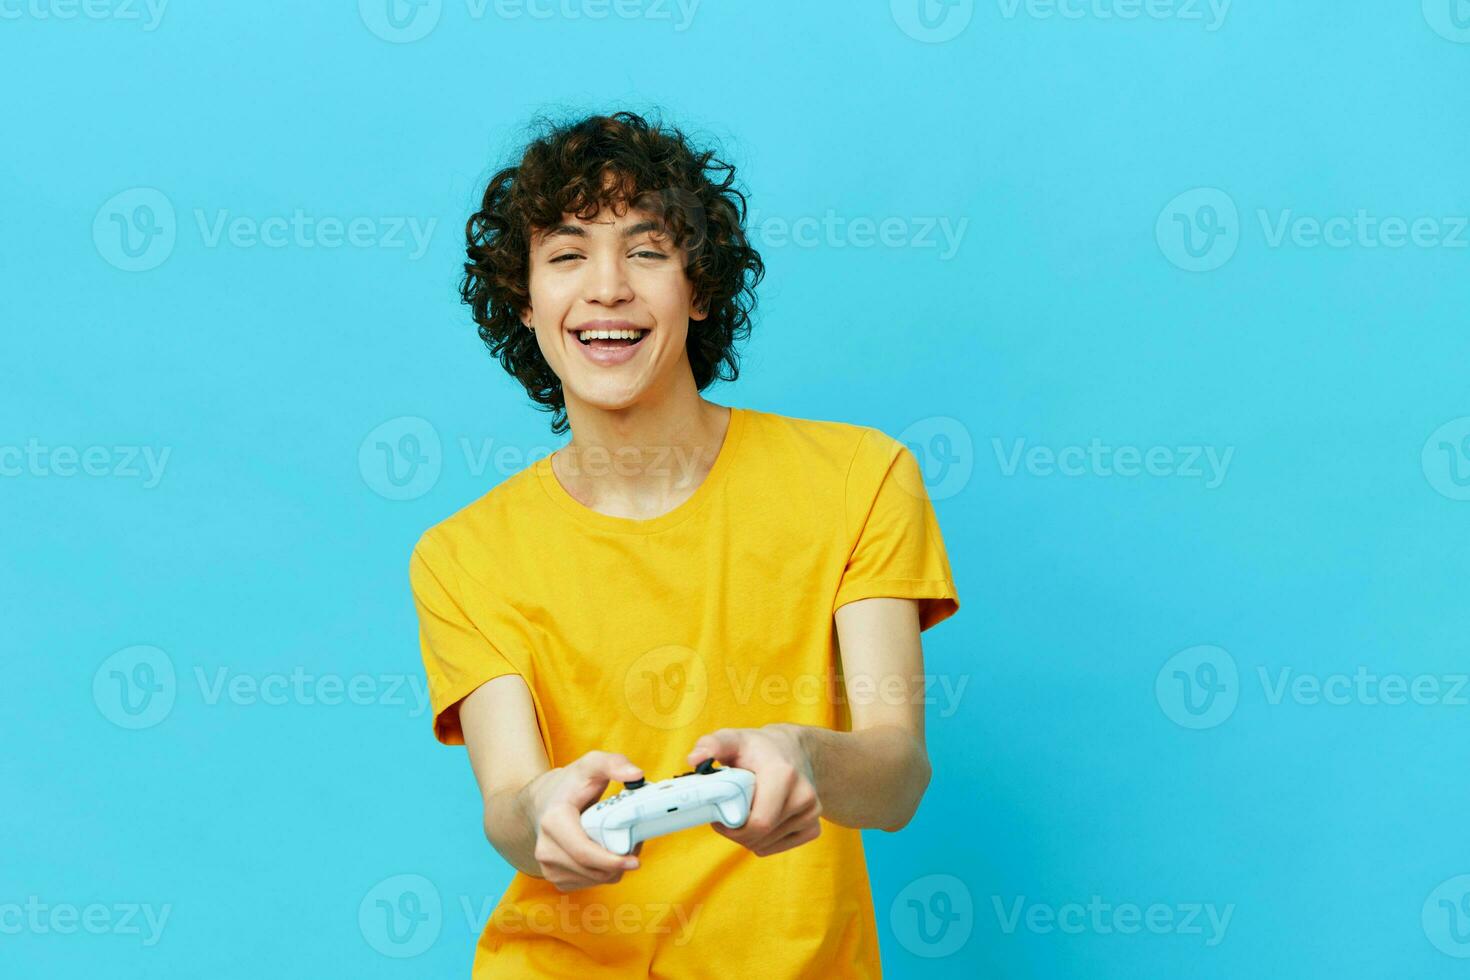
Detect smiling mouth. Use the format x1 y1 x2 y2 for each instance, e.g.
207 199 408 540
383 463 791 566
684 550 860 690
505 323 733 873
576 329 650 349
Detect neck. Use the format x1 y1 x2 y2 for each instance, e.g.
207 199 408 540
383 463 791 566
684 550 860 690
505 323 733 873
555 385 732 518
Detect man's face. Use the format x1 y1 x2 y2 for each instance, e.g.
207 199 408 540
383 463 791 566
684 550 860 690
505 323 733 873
521 202 707 414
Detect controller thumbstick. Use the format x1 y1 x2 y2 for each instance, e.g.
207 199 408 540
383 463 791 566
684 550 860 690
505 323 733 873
624 777 646 790
694 758 717 775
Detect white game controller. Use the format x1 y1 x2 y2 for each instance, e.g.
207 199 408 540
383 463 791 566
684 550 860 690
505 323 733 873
580 758 755 856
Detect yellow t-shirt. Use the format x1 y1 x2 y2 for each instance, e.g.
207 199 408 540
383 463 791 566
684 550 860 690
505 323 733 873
408 404 960 978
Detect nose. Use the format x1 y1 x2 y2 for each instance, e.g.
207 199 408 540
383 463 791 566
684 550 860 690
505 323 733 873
584 248 635 306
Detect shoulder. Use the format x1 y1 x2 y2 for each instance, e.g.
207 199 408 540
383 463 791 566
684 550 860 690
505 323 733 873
737 405 903 477
409 462 545 571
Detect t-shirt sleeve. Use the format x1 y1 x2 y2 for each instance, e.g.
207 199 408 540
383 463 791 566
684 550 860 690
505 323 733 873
833 428 961 631
408 530 525 745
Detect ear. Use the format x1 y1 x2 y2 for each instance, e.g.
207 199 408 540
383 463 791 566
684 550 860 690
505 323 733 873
520 307 533 329
689 298 709 322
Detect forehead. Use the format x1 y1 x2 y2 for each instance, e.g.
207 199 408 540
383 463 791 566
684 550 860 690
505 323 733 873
532 208 668 248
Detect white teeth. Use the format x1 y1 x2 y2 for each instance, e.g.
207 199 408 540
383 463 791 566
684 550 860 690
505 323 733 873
577 328 646 342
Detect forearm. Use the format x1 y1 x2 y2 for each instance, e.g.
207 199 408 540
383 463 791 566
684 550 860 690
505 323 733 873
779 722 931 832
482 771 555 877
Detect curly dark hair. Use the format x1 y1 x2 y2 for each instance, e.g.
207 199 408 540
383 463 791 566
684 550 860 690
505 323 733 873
460 109 766 435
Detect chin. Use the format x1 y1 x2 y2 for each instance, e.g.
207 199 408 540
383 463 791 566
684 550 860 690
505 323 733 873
569 383 648 413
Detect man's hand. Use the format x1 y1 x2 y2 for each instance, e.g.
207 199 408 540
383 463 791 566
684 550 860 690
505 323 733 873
522 751 646 892
686 725 822 857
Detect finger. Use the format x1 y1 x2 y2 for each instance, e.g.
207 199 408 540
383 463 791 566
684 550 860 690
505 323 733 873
575 751 644 786
715 796 812 851
687 729 741 768
740 766 797 841
535 833 619 889
751 821 821 858
716 803 785 849
745 796 820 851
545 806 640 875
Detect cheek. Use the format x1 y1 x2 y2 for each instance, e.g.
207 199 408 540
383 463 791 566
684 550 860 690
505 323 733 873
526 267 573 311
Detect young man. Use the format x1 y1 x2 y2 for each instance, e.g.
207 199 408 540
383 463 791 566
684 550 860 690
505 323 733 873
409 110 960 977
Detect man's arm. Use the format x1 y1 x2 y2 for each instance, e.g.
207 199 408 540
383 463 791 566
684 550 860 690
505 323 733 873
459 675 552 876
687 595 934 854
460 675 646 889
787 595 932 832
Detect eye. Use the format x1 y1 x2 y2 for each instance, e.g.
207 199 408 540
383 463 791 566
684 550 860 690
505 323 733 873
548 253 583 264
632 249 667 260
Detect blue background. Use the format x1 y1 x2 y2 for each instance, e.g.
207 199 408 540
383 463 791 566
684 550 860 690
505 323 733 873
4 1 1470 976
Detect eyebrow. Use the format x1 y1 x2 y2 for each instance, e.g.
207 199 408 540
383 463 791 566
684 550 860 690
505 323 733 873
537 218 666 247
